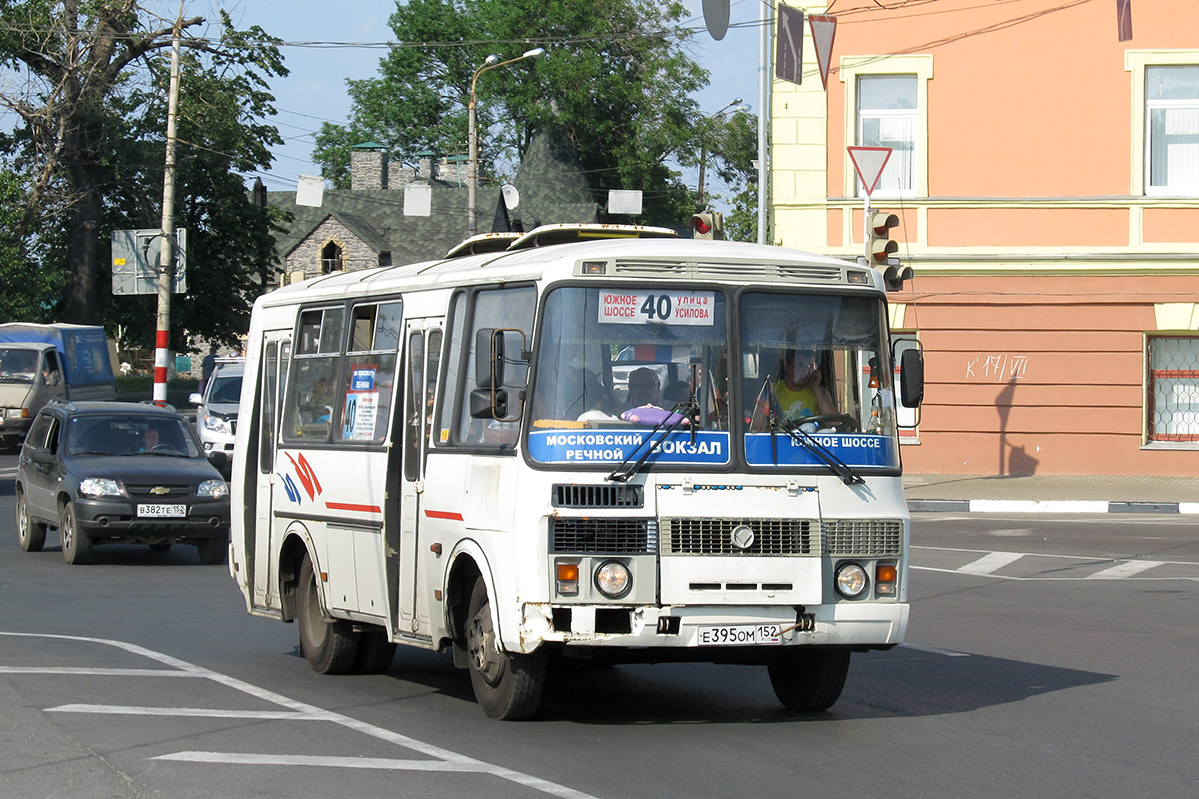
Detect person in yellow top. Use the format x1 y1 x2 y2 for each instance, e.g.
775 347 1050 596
774 349 835 421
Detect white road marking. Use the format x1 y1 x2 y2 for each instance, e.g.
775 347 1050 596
913 545 1199 582
0 667 202 677
0 631 597 799
899 643 970 657
155 752 493 772
50 704 326 721
957 551 1023 575
1086 560 1165 579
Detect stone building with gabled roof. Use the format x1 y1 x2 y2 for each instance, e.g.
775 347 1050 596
269 130 602 283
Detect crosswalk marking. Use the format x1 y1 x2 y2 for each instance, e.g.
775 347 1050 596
1086 560 1165 580
957 551 1023 575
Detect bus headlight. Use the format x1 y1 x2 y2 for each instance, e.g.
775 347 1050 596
594 560 631 599
835 562 869 599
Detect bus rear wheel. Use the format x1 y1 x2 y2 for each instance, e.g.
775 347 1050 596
767 648 851 712
297 555 360 674
465 577 546 720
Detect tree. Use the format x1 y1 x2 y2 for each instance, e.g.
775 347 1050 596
313 0 708 226
698 109 758 242
0 168 63 321
0 2 285 340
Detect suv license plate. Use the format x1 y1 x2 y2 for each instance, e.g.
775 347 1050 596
696 624 782 646
137 504 187 518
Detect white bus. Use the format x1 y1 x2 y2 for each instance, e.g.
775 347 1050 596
229 224 924 719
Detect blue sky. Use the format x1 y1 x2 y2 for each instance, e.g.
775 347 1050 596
205 0 764 197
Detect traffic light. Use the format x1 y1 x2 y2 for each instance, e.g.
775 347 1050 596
690 212 724 240
867 211 899 265
866 210 912 291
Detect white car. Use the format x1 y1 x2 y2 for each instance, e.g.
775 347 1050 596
190 361 243 455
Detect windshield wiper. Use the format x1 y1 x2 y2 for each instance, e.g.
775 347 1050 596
775 416 864 486
606 405 693 483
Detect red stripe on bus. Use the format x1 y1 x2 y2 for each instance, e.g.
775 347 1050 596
325 502 382 514
425 509 464 521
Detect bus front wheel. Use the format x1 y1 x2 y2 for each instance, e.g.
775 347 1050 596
297 555 360 674
767 648 851 711
465 578 546 720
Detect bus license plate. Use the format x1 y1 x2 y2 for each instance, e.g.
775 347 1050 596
137 504 186 518
697 624 782 646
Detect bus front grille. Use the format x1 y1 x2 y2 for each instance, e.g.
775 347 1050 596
552 483 644 509
551 518 655 554
821 519 903 556
661 518 815 556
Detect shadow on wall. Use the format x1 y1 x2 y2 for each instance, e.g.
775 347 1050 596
996 375 1039 476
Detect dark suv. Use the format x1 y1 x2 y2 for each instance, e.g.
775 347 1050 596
14 401 231 565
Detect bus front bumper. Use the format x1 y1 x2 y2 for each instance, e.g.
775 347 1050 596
515 602 909 654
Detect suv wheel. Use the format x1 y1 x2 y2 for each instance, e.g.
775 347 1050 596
16 490 47 552
60 501 92 565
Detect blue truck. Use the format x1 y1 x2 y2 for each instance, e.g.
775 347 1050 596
0 323 117 448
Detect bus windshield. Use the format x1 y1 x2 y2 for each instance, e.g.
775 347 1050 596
527 285 900 471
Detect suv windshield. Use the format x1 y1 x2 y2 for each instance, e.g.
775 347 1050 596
67 414 203 458
0 347 38 383
207 373 243 404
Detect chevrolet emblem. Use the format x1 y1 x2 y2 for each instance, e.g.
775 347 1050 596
150 486 171 495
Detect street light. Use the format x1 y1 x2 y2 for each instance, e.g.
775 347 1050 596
468 47 546 235
696 98 750 213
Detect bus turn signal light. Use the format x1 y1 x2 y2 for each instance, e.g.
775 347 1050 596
876 564 898 596
557 562 580 595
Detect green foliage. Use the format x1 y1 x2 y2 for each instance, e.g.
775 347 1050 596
0 3 286 346
314 0 708 226
0 169 65 320
700 110 759 242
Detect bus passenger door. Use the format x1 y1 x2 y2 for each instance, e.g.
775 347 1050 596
253 332 290 611
398 320 442 635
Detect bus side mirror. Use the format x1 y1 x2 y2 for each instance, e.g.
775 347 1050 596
475 328 504 389
899 348 924 408
469 388 509 419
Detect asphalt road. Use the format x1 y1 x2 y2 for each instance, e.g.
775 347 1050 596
1 451 1196 798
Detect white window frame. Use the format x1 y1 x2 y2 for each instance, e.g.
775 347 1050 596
1126 50 1199 197
840 55 933 199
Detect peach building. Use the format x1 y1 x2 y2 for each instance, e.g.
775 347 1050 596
770 0 1199 475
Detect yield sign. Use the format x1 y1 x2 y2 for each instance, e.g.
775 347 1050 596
847 146 892 197
808 15 837 90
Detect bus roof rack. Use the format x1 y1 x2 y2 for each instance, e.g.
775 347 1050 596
444 232 522 259
505 224 679 251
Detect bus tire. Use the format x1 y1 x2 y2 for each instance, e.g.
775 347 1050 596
297 555 360 674
767 648 851 712
60 501 91 565
17 490 47 552
354 628 397 674
465 577 546 720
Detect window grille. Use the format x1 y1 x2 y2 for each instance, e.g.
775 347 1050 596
1147 336 1199 442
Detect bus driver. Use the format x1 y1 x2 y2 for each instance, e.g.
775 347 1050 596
774 349 835 421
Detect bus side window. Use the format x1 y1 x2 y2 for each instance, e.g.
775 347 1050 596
282 305 344 444
454 286 535 448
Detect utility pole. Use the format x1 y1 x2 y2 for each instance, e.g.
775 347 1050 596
153 11 183 405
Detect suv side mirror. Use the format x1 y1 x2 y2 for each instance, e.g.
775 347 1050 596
189 392 203 405
30 447 55 465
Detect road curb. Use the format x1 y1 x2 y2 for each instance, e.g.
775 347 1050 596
909 499 1199 514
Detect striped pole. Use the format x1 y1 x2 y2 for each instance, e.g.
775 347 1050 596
153 15 182 406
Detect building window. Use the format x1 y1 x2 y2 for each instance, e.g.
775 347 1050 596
321 241 343 274
1146 66 1199 195
1147 336 1199 443
857 75 917 196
